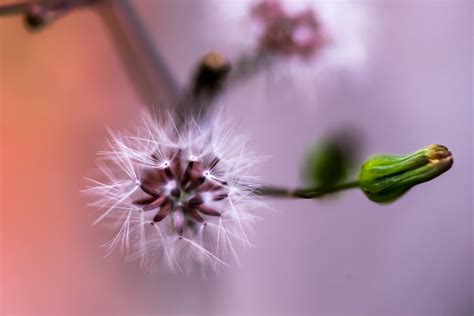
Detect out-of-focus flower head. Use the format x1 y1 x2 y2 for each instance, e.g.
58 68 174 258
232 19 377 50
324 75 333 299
85 112 262 272
208 0 369 67
251 0 327 59
206 0 371 109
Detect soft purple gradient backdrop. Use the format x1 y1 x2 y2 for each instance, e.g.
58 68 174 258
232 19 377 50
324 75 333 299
1 1 472 315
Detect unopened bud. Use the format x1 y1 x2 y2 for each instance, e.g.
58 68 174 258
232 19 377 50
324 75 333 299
24 4 51 30
192 51 231 96
359 144 453 203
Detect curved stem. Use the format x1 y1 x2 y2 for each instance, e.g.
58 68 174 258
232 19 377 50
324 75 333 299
255 179 360 199
97 0 181 111
0 0 99 16
0 2 29 16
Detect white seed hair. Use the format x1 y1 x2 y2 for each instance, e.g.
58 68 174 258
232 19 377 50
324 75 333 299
84 111 264 273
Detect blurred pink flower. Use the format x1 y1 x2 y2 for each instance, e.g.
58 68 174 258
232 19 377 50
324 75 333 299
251 0 328 59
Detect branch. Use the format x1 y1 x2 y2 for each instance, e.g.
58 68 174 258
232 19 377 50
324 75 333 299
96 0 181 111
255 180 360 199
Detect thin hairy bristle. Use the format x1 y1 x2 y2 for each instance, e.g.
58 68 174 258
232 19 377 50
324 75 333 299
85 111 262 273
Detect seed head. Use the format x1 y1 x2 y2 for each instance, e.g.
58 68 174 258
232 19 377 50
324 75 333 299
85 112 262 272
251 0 327 59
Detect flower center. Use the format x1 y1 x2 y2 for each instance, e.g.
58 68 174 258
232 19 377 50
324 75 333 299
133 152 228 234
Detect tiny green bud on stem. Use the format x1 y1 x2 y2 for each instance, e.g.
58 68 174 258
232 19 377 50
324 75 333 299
359 144 453 203
255 145 452 203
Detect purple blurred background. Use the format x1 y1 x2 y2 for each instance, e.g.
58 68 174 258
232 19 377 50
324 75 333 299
1 1 472 315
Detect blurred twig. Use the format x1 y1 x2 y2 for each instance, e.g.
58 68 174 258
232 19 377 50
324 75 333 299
0 1 261 123
0 0 100 28
179 48 273 125
255 180 361 199
0 2 30 15
1 0 181 112
97 0 181 111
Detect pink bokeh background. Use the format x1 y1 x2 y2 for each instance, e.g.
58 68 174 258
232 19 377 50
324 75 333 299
1 1 472 315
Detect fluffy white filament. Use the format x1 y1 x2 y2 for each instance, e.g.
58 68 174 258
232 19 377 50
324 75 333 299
84 112 263 273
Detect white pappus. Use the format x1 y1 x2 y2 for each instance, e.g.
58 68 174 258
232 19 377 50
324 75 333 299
84 111 264 273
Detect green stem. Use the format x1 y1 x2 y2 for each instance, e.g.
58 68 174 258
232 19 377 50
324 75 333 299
255 180 360 199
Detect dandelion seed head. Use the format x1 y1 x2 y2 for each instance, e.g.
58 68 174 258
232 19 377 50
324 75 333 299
85 111 263 273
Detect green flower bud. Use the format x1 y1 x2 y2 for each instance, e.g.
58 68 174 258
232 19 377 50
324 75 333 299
359 144 453 203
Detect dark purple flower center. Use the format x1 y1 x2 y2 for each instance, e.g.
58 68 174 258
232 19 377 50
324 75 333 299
133 151 228 234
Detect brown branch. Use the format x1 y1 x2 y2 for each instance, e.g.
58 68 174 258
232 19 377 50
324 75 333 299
96 0 181 111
